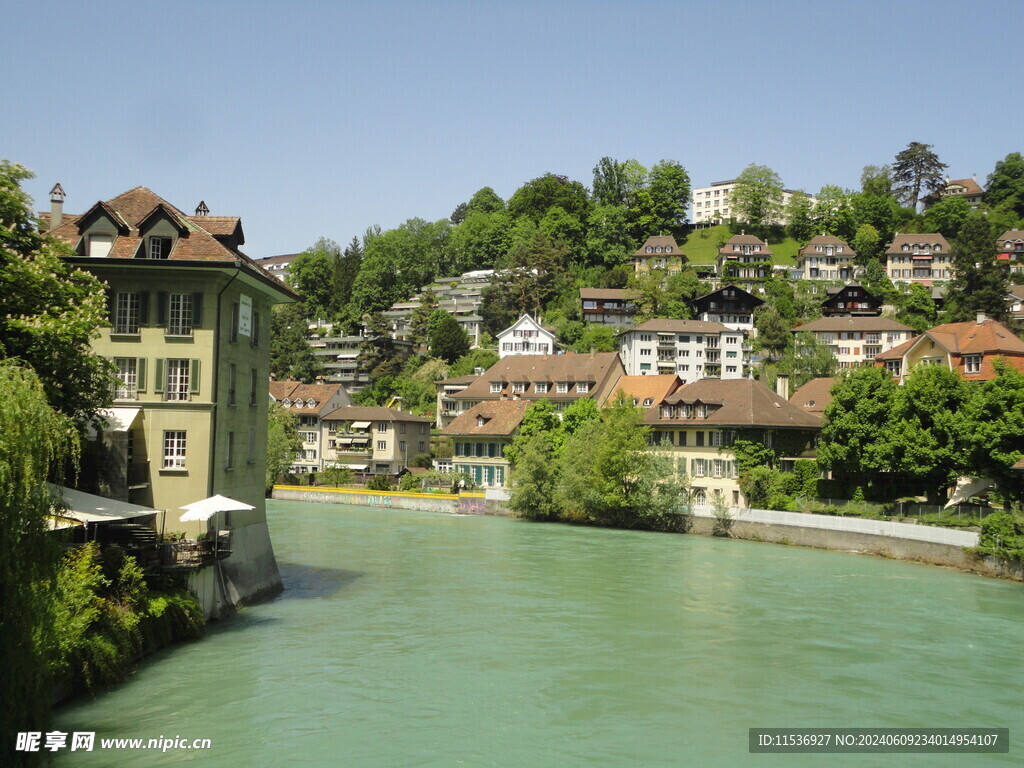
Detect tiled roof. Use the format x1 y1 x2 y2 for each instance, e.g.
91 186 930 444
269 382 347 413
610 375 681 405
441 400 530 437
647 378 821 429
945 177 984 196
797 235 856 257
691 284 764 308
875 319 1024 369
320 405 433 423
793 317 913 333
628 318 731 334
789 378 836 415
579 288 640 300
455 352 623 401
719 234 772 253
884 233 951 254
438 375 481 386
632 235 682 257
998 229 1024 243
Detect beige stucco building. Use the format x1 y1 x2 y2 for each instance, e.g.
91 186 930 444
321 406 433 475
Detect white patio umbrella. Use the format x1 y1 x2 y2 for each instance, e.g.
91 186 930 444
179 494 254 522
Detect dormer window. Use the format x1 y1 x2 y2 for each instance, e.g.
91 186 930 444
147 236 172 259
88 233 113 258
697 404 708 418
666 246 673 253
646 246 653 253
576 382 590 393
557 382 569 394
643 398 653 406
490 382 502 394
476 415 487 427
535 382 549 393
282 398 292 407
513 382 526 393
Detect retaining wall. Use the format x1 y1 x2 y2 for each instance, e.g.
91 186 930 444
272 485 487 515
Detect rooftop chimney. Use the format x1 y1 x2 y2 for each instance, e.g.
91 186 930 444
775 374 790 401
977 312 988 325
195 200 209 216
49 182 65 231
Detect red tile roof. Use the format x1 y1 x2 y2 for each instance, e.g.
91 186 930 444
441 400 530 437
610 375 681 406
647 378 821 429
789 378 836 415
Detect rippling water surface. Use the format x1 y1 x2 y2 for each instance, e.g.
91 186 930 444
55 501 1024 767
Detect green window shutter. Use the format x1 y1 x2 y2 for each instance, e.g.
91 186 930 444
157 292 169 326
154 359 165 394
137 358 147 392
190 359 201 394
192 293 204 329
138 292 150 327
106 288 116 323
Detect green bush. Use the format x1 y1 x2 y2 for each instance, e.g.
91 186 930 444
366 475 392 491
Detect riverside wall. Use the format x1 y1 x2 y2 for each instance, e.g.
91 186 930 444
272 485 488 515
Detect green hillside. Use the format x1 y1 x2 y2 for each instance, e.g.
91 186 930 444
680 224 800 267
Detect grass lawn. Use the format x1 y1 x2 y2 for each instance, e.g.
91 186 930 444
680 224 800 267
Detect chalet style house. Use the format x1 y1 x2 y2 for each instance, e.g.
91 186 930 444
997 229 1024 276
644 378 820 507
46 184 297 518
820 284 882 317
496 315 557 358
923 175 984 209
794 235 856 281
715 234 772 287
885 233 953 285
580 288 639 327
632 235 686 275
874 316 1024 381
619 319 747 382
690 284 763 333
268 382 351 475
791 317 914 368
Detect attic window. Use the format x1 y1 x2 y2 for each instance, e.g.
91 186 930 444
665 246 673 253
282 398 292 407
476 415 488 427
148 236 172 259
643 398 653 406
88 234 113 258
490 382 502 393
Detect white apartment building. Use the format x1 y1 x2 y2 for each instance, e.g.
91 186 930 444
692 179 815 225
619 319 747 383
496 315 557 358
885 233 954 286
792 317 915 368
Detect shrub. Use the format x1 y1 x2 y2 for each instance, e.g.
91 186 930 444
366 475 392 491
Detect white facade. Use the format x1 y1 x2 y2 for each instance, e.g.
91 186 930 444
496 315 556 358
793 318 915 369
692 179 815 225
619 321 747 383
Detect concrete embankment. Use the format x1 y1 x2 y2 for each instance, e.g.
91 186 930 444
274 486 1021 582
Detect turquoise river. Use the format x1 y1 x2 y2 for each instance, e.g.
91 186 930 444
55 500 1024 767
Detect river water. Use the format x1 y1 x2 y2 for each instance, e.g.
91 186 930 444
55 501 1024 767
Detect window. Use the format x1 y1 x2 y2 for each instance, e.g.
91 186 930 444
640 348 652 356
250 310 261 347
692 458 706 477
513 382 526 393
165 359 191 401
964 355 982 373
165 293 194 336
535 383 549 393
248 426 257 463
697 404 708 418
639 334 653 342
557 382 569 394
163 431 187 468
711 431 723 447
713 459 724 478
226 432 235 469
490 382 503 393
378 422 387 433
696 431 704 447
114 357 138 399
885 360 902 375
88 233 114 258
301 432 317 443
230 302 240 342
114 292 141 334
576 382 589 393
377 440 387 451
399 441 406 453
228 363 237 405
250 368 258 406
148 236 172 259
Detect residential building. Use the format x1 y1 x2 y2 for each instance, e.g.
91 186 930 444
442 400 531 488
644 378 821 506
885 233 954 285
690 284 764 333
619 319 747 382
1006 285 1024 320
268 382 352 474
820 283 882 317
791 317 914 368
320 406 433 475
631 235 686 275
47 185 296 521
794 236 856 281
715 234 773 287
996 229 1024 275
789 377 837 417
436 374 482 429
691 179 814 226
923 175 984 209
255 253 301 283
309 330 415 392
447 352 626 419
496 315 557 357
609 375 682 410
874 316 1024 381
580 288 639 327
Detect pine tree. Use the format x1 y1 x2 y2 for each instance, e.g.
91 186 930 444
944 213 1007 323
892 142 947 209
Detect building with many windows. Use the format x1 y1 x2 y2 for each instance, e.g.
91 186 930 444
997 229 1024 275
496 315 557 357
923 175 984 210
580 288 639 327
691 179 814 226
791 317 914 368
631 235 686 275
618 319 747 382
820 284 882 317
320 406 433 475
442 400 531 488
268 382 351 474
794 235 857 281
690 284 764 333
716 234 773 287
885 233 954 285
873 316 1024 381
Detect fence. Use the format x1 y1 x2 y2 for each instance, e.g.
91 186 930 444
691 505 979 548
809 498 993 520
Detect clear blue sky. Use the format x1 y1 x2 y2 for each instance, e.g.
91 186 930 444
7 0 1022 259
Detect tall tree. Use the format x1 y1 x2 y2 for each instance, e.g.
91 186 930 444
922 195 973 240
960 361 1024 503
895 283 938 333
0 161 113 422
984 152 1024 220
943 213 1008 323
891 142 948 210
640 159 692 240
1 362 78 763
447 209 512 273
360 312 405 379
585 204 635 267
407 288 440 350
287 238 342 320
266 400 301 490
730 163 785 231
812 185 857 242
466 186 506 216
269 304 323 382
860 165 895 198
508 173 591 224
851 223 883 265
785 191 815 242
428 312 471 363
480 231 568 334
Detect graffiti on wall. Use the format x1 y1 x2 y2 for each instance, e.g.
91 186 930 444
366 495 393 507
458 496 486 515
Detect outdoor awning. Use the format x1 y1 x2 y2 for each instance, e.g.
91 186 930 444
351 421 372 429
48 484 158 527
87 407 142 437
351 437 369 444
337 437 353 445
345 464 368 471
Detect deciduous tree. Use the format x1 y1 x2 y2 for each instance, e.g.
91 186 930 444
984 152 1024 220
730 164 785 232
943 213 1008 323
